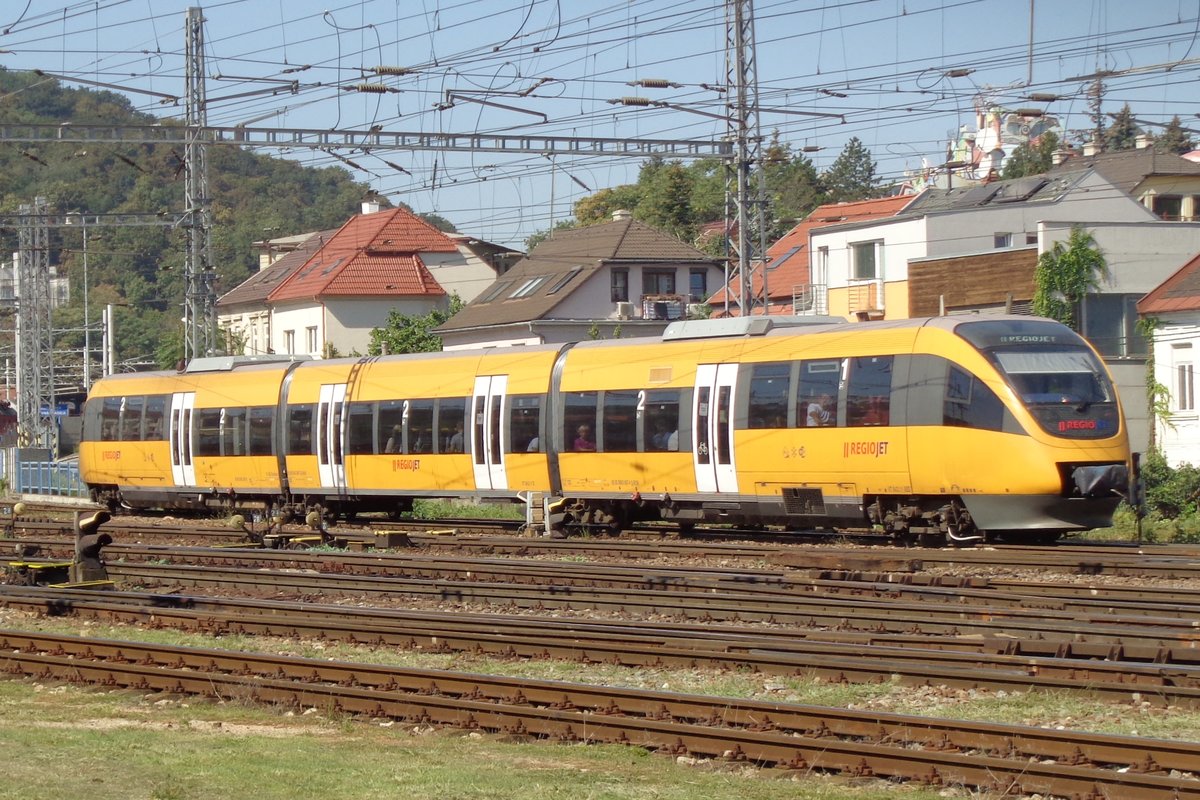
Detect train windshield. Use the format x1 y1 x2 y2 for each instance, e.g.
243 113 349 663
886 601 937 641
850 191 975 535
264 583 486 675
992 348 1113 407
956 319 1121 440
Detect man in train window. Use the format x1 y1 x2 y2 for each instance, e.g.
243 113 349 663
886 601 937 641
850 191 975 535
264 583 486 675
446 423 464 453
807 394 833 426
385 425 402 453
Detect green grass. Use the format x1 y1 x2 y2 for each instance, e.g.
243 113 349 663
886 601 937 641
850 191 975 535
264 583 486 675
408 498 525 521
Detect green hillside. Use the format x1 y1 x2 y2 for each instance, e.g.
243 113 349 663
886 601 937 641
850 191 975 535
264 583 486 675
0 67 370 371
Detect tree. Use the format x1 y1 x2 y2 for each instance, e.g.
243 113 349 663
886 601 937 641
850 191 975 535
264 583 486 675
635 161 696 239
761 133 826 240
368 295 465 355
823 137 879 203
1033 227 1108 329
1104 104 1140 152
1155 116 1195 155
1001 131 1060 179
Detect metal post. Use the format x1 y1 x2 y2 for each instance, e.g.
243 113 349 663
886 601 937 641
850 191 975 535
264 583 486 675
82 223 90 391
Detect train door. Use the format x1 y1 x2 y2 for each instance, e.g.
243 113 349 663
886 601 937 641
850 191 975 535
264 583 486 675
471 375 508 491
317 383 347 493
169 392 195 487
693 364 739 493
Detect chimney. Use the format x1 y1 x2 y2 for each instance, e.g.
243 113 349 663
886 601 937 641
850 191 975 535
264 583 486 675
1136 133 1152 149
1082 140 1099 157
1051 147 1070 165
361 199 381 215
612 209 632 221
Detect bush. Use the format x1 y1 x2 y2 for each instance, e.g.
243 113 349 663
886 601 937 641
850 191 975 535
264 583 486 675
1139 449 1200 518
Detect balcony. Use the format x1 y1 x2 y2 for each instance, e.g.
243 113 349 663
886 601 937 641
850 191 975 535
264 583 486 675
792 284 828 315
642 294 686 320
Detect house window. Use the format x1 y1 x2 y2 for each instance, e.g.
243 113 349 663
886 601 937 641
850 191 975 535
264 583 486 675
1175 345 1195 411
611 269 629 302
306 326 318 353
1025 232 1038 245
1082 294 1148 357
1178 364 1195 411
815 246 829 284
994 232 1012 248
546 268 581 295
477 280 513 303
284 330 295 353
851 241 880 280
689 269 707 302
643 269 676 296
1152 194 1184 220
509 275 549 299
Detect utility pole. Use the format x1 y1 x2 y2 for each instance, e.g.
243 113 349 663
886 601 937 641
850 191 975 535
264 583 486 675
15 197 55 452
724 0 768 316
184 6 217 361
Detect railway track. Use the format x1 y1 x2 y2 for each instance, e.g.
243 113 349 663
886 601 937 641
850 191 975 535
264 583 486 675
8 582 1200 705
2 629 1196 798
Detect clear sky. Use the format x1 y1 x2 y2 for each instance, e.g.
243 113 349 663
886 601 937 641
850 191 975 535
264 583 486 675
2 0 1198 248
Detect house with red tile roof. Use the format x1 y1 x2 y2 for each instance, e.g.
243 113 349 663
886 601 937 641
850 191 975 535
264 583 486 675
1138 252 1200 466
708 196 913 316
217 202 519 357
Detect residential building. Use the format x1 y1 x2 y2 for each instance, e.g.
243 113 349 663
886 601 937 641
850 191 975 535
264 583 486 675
804 148 1200 456
708 195 914 316
217 203 515 357
1138 253 1200 467
437 211 725 350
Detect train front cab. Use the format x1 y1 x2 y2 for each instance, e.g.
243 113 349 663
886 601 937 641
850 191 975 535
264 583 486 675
907 317 1130 538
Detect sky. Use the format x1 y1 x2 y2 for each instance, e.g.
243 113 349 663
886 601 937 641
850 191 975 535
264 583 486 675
2 0 1199 249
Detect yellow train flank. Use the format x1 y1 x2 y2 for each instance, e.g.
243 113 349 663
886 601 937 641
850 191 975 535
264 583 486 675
80 316 1131 544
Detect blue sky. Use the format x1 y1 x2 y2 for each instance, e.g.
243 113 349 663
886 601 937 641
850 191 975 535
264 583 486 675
3 0 1198 248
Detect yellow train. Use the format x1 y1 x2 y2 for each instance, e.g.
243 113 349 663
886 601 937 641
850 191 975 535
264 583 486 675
79 315 1131 544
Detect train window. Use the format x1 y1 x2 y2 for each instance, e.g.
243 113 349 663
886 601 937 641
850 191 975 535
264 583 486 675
564 392 598 452
100 397 121 441
82 398 101 441
944 366 1006 431
248 407 274 455
643 389 681 452
121 396 144 441
223 407 247 456
797 359 842 427
144 396 166 441
407 399 434 454
506 395 539 453
379 400 404 453
748 362 790 428
196 409 222 456
602 390 638 452
438 397 467 454
286 404 315 455
846 356 893 427
346 402 375 455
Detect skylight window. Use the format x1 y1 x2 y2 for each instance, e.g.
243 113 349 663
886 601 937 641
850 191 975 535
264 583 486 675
477 281 514 303
546 268 582 295
509 275 550 299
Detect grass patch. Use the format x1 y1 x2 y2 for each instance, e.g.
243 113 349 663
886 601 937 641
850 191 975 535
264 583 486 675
408 498 525 521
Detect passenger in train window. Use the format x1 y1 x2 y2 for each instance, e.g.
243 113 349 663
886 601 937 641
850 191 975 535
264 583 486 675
446 423 464 453
526 436 540 452
651 423 672 450
807 394 833 427
573 424 596 452
384 425 402 453
666 429 678 451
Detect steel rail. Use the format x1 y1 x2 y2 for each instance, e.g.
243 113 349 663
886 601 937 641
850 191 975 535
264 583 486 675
1 630 1196 798
7 584 1200 705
